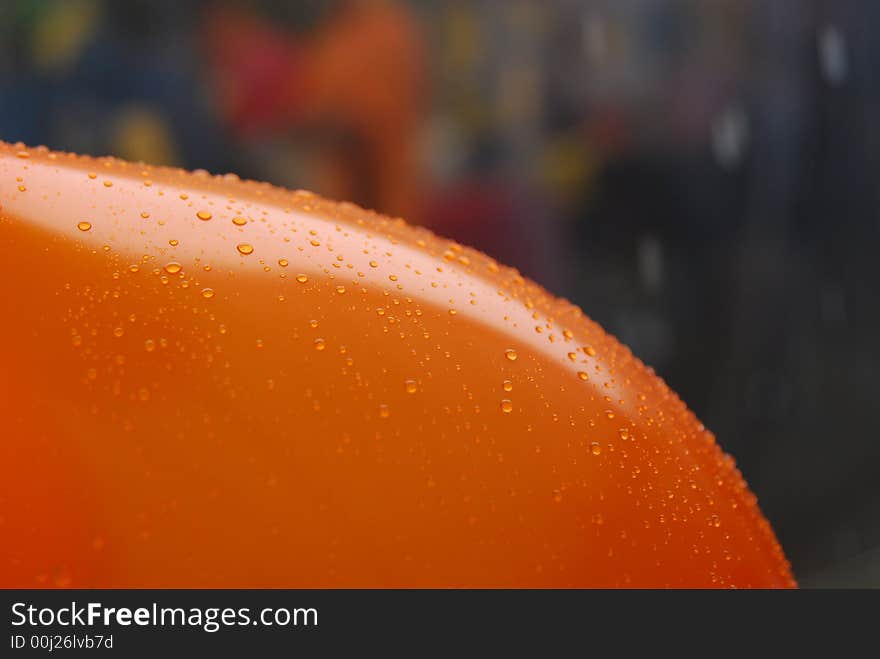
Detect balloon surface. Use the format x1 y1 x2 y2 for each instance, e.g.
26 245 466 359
0 141 795 587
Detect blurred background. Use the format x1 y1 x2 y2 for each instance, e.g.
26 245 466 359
1 0 878 587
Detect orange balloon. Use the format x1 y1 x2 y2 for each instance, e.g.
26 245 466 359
0 142 794 588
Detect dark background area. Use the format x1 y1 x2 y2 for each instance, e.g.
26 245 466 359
2 0 878 586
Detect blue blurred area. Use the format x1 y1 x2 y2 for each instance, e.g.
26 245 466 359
2 0 879 586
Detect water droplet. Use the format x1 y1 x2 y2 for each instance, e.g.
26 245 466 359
103 180 113 187
140 212 150 219
310 239 321 247
113 327 124 338
336 285 346 294
201 288 215 299
295 274 308 283
577 371 589 381
128 264 139 273
144 339 156 352
378 404 391 419
88 172 97 179
502 379 513 392
448 308 457 316
236 243 254 255
169 239 179 247
77 221 92 232
196 210 212 221
232 216 247 226
585 345 597 357
164 262 183 274
590 442 602 455
405 379 418 394
500 399 513 413
389 274 398 282
17 185 26 192
369 260 378 268
710 514 721 528
567 352 577 361
314 338 326 351
278 258 289 267
504 349 518 361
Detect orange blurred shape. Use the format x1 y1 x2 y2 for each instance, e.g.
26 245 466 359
0 142 795 588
